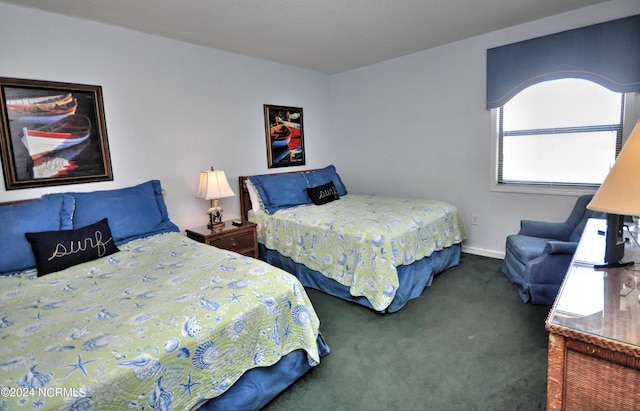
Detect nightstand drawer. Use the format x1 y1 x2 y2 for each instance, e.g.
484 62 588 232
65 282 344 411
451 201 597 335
185 222 258 258
210 233 254 252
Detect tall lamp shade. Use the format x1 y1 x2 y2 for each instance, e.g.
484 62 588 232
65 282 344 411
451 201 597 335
587 120 640 266
196 167 235 230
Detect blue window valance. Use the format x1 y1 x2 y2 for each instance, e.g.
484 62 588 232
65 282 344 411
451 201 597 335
486 14 640 109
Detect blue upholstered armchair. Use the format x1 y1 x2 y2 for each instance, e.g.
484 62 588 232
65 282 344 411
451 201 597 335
502 194 604 305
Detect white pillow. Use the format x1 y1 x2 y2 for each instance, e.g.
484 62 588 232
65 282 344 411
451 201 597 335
245 179 263 212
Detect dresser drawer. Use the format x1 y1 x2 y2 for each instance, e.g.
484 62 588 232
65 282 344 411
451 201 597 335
209 232 254 252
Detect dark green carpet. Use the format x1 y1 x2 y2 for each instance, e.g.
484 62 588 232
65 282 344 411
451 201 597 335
263 253 551 411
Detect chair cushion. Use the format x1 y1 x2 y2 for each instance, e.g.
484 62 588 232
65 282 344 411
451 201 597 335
505 234 554 264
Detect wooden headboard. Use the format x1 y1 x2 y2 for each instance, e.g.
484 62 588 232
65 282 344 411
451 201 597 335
238 175 253 223
238 169 319 223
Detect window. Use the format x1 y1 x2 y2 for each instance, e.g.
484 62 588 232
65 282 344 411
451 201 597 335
495 78 624 190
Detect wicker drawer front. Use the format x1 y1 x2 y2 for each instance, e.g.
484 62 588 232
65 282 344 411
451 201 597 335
210 233 254 252
565 349 640 410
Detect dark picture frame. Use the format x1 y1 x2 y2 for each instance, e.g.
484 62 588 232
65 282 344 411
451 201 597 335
0 77 113 190
264 104 305 168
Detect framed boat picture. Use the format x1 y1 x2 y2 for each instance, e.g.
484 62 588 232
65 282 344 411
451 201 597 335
0 77 113 190
264 104 305 168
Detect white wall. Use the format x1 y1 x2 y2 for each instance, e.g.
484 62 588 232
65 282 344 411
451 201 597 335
1 1 639 258
0 3 334 230
330 0 640 258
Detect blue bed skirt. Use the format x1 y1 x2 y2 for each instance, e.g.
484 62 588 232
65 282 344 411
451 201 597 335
259 243 462 313
199 333 329 411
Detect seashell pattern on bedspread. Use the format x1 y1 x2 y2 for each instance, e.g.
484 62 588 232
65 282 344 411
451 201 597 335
0 232 321 410
250 194 468 311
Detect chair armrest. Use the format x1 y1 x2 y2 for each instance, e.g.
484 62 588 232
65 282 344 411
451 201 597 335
519 220 571 240
543 241 578 255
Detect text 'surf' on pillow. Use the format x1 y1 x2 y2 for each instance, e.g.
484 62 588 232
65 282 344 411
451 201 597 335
307 181 340 205
25 218 120 276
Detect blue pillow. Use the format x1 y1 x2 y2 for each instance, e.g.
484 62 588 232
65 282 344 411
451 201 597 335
0 195 74 274
304 165 348 196
45 180 179 245
25 218 119 276
249 173 312 214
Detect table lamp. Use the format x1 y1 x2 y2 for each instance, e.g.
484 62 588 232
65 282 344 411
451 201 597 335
196 167 235 230
587 120 640 267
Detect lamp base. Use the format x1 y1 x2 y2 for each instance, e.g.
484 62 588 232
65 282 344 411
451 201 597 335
594 260 634 269
207 221 225 231
207 199 224 231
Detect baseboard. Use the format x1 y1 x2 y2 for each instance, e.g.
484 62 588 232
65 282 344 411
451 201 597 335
461 245 505 260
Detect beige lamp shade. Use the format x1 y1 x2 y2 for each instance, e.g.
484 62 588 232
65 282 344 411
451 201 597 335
195 169 235 200
588 120 640 215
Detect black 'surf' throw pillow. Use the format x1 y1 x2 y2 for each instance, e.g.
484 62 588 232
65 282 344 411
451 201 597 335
25 218 119 276
307 181 340 205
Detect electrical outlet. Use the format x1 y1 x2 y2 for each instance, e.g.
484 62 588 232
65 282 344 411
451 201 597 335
471 214 479 225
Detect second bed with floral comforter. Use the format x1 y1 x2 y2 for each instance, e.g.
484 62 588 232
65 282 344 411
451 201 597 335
249 194 468 311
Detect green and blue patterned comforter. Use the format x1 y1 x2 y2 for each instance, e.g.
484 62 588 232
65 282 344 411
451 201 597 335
249 194 468 311
0 233 321 410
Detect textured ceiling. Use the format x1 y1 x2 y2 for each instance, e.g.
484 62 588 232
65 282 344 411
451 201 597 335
0 0 610 74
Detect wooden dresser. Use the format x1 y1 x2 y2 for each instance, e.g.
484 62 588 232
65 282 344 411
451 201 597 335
546 218 640 410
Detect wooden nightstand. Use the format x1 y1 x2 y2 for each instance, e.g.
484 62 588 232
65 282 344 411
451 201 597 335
185 222 258 258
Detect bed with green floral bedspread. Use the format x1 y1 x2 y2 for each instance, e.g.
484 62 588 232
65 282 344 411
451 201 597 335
0 232 323 410
249 194 468 312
